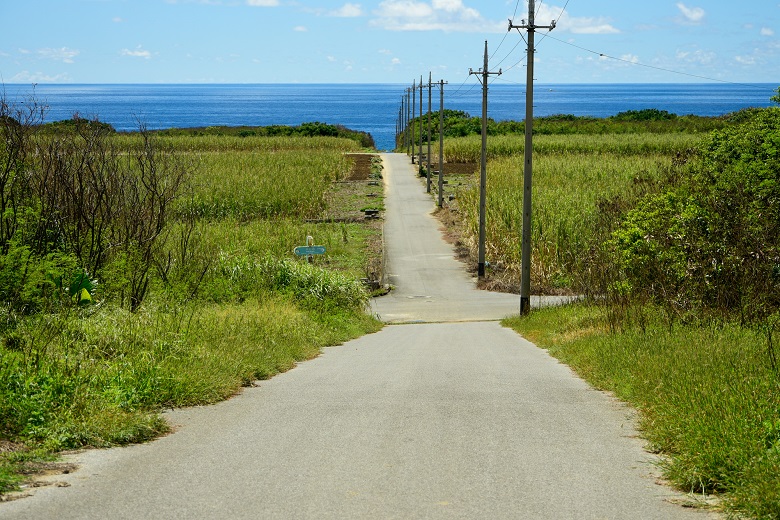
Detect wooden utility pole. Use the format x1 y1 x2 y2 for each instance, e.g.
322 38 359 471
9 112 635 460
510 1 555 313
469 41 501 279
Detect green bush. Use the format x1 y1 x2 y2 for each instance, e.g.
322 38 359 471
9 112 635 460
610 108 677 121
607 107 780 322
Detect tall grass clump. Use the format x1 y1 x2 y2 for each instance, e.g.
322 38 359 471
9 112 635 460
456 152 671 291
442 132 703 163
182 149 353 220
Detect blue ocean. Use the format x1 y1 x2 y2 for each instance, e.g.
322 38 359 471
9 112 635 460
3 83 776 151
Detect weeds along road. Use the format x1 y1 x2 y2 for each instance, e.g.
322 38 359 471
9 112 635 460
0 153 716 520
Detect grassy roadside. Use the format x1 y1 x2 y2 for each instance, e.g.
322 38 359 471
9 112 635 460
0 123 384 498
504 304 780 518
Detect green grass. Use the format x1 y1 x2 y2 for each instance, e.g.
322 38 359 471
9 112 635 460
1 296 379 450
504 304 780 519
441 132 703 163
0 132 382 494
454 151 674 291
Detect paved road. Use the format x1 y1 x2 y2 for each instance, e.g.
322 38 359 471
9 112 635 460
1 153 714 519
371 153 570 324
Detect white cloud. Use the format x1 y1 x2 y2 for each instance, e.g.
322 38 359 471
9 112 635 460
113 17 124 23
534 5 619 35
38 47 79 63
761 27 775 36
371 0 498 32
735 55 756 65
11 71 71 83
247 0 279 6
327 56 337 62
331 3 363 17
569 22 619 34
620 53 639 64
391 57 401 65
675 49 715 65
676 3 705 24
294 25 307 31
121 46 152 59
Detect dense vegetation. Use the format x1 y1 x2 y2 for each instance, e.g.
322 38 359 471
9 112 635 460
404 103 780 517
150 120 375 149
0 98 380 494
399 108 729 145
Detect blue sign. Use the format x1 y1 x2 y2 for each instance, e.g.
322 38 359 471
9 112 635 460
294 246 326 256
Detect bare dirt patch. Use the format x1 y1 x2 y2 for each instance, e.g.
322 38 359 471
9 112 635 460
442 162 479 175
345 153 375 181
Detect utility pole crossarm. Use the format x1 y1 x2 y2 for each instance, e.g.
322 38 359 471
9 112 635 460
507 16 557 32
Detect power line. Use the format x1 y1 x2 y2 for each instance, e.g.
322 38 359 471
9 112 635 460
493 38 524 70
448 76 472 98
535 0 544 18
489 0 526 65
544 33 775 90
512 0 522 19
537 0 571 48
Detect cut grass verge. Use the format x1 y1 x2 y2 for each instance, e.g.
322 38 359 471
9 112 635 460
1 297 381 496
504 303 780 519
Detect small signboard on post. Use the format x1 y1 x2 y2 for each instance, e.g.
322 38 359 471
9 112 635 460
294 236 326 262
294 245 326 256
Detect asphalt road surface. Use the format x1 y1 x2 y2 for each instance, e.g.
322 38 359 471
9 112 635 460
0 153 716 519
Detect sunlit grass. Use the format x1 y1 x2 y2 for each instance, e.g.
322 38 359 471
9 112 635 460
455 152 671 290
504 304 780 518
441 133 703 163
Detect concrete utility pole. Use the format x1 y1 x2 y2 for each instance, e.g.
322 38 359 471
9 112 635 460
469 41 502 279
411 81 416 160
418 76 424 175
406 87 412 154
426 72 433 193
402 90 407 151
397 97 403 149
509 1 555 314
436 79 448 208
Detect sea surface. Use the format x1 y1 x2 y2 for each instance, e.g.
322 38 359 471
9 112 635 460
3 83 776 151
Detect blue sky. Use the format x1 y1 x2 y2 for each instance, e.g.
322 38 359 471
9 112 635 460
1 0 778 84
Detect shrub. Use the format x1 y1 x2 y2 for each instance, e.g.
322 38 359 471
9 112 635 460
607 107 780 322
610 108 677 121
